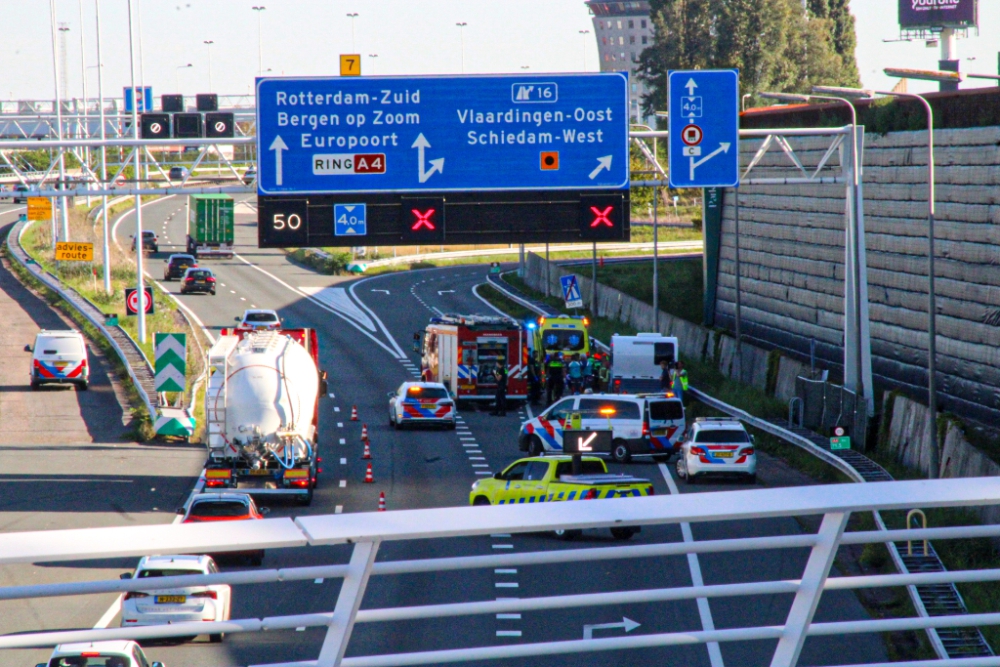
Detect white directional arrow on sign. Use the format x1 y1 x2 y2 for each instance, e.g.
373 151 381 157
583 617 641 640
684 78 698 95
412 133 445 183
269 135 288 186
689 142 731 181
577 432 598 452
588 155 613 180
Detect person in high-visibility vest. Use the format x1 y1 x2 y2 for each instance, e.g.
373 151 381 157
673 361 688 401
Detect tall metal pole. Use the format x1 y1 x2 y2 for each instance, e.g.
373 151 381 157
95 0 110 294
79 0 91 207
127 0 146 343
578 30 589 71
456 23 467 74
346 13 358 52
545 242 550 297
204 40 214 91
252 7 265 76
733 187 742 380
49 0 70 244
590 241 597 313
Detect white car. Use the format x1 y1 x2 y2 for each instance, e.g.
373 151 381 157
676 417 756 484
119 555 231 642
388 382 456 429
234 308 282 332
39 641 163 667
30 329 89 391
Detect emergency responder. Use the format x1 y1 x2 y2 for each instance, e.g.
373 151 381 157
660 359 672 392
674 360 688 402
567 354 583 394
528 352 542 405
412 331 422 353
491 357 509 416
585 353 601 390
546 353 564 405
597 356 610 392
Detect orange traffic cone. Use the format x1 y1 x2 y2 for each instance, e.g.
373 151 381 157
363 462 374 483
362 440 371 460
361 423 369 441
350 405 359 421
378 491 386 512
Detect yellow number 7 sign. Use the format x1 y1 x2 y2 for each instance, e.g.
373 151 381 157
340 54 361 77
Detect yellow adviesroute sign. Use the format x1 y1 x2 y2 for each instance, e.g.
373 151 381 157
55 242 94 262
27 197 52 221
340 54 361 77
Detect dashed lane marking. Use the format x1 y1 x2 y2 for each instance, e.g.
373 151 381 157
339 480 347 488
492 544 514 549
496 630 522 637
340 458 347 465
335 505 343 514
495 583 519 588
334 406 341 412
491 534 511 538
495 568 517 573
337 422 344 428
497 613 522 620
339 438 346 445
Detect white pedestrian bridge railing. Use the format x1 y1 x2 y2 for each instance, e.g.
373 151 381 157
4 478 1000 667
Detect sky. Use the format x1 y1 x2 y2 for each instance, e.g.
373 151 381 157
1 0 998 102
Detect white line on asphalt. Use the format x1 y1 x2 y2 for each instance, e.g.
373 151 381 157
495 582 519 588
339 480 347 488
475 471 491 475
334 406 341 412
491 534 511 538
469 457 486 460
314 578 324 584
467 450 483 454
337 422 344 427
335 505 343 514
496 630 522 637
659 463 725 667
240 297 246 301
472 464 490 468
230 289 236 293
329 393 336 398
463 444 477 448
495 568 517 574
339 438 346 445
340 458 347 465
492 544 514 549
296 627 305 632
497 613 522 620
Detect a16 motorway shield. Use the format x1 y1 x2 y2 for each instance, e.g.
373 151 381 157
255 73 630 195
667 69 739 188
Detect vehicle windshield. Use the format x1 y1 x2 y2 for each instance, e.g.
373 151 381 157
188 500 249 517
695 429 749 444
554 460 606 476
187 270 212 279
142 231 156 237
137 568 203 578
171 256 194 265
37 337 82 355
245 312 278 323
649 400 684 421
541 329 585 352
49 657 129 667
406 387 449 399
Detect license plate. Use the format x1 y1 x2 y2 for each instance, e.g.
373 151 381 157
653 429 668 436
714 451 734 458
421 403 439 408
196 280 206 284
156 595 186 604
248 469 272 476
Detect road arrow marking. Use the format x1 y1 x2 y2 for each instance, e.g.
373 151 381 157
689 142 731 181
269 135 288 186
370 289 390 294
412 133 445 183
684 78 698 95
588 155 613 180
583 617 640 640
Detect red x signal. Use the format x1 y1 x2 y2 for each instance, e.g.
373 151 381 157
411 208 437 231
589 205 614 228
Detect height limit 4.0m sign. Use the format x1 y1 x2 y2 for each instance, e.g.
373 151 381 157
667 70 739 189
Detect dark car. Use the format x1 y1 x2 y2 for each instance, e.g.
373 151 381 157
180 267 216 295
169 166 190 181
131 230 158 253
163 254 197 281
13 184 31 204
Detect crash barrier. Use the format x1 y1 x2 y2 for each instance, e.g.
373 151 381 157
796 376 870 451
3 479 1000 666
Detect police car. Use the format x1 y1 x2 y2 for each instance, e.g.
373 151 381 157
676 417 757 484
388 381 457 429
518 392 685 463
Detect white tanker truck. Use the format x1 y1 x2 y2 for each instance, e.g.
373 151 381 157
203 328 326 505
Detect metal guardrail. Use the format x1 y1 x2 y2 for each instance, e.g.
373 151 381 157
7 219 157 420
3 478 1000 667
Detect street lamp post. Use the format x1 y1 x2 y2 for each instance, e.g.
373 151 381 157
95 0 110 294
203 40 214 90
346 13 359 52
49 1 70 244
252 6 265 76
455 22 467 74
175 63 193 91
578 30 590 71
127 0 146 343
368 53 378 75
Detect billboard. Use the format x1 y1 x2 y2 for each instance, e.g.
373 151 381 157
899 0 977 28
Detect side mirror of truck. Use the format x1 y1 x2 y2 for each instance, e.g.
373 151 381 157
119 572 132 580
493 472 503 480
23 344 31 352
234 316 241 322
175 507 186 515
259 507 271 516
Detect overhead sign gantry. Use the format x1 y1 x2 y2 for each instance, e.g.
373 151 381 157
255 73 630 247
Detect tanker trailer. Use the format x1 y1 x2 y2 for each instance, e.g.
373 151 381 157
204 329 324 505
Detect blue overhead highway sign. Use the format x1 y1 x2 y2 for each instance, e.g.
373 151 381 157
255 73 629 195
667 69 739 189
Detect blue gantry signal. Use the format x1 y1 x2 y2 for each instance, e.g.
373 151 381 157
334 203 367 236
667 70 740 189
255 73 630 195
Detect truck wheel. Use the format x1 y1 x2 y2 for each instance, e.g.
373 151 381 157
76 381 89 392
746 473 757 484
30 380 38 391
610 527 638 540
553 529 582 541
612 440 631 464
473 496 491 506
528 436 544 457
209 633 224 644
296 488 314 506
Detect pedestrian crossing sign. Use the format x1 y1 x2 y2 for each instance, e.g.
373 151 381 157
560 274 583 309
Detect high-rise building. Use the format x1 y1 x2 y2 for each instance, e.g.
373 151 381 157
584 1 653 122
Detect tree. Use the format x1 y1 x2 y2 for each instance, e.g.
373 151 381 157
638 0 717 116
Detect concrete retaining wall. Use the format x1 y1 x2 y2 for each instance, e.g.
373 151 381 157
715 126 1000 426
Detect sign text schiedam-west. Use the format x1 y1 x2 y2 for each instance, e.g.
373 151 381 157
255 74 630 195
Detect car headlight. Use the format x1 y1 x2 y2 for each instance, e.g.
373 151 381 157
471 481 479 490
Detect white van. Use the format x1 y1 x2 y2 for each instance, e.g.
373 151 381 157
518 392 686 463
30 329 89 390
610 333 679 393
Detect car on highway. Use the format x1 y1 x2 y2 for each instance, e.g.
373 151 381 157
169 166 190 181
130 230 158 253
234 308 283 332
242 167 256 185
180 267 217 295
163 253 197 281
177 492 269 565
119 554 231 642
13 183 33 203
39 641 164 667
676 417 756 484
470 455 652 540
388 381 456 429
519 392 685 463
29 329 89 391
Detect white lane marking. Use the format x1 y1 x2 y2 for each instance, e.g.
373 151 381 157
296 627 306 632
230 290 236 294
220 283 227 287
337 422 344 428
495 582 519 588
472 464 490 468
475 471 492 475
469 457 486 460
340 458 347 465
314 578 324 584
497 613 522 620
339 480 347 488
659 463 725 667
339 438 346 445
491 534 512 538
463 444 478 448
334 407 341 412
492 544 514 549
467 450 483 454
495 568 517 574
240 297 246 301
299 285 377 331
233 255 403 359
496 630 522 637
335 505 343 514
329 393 336 398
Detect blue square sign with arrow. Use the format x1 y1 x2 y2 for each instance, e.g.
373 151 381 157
334 203 367 236
667 70 739 189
